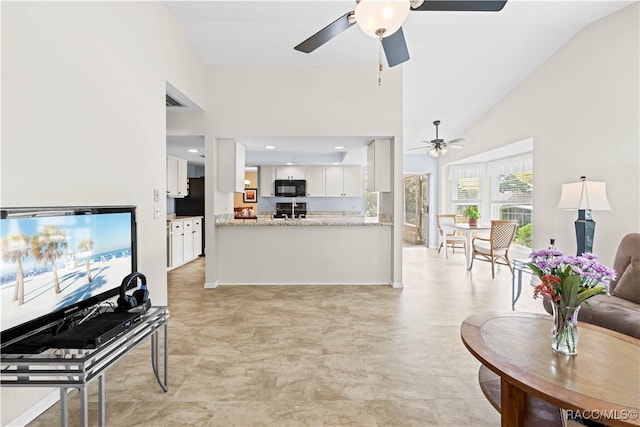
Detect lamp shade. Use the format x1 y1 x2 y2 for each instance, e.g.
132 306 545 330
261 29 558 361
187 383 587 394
557 180 611 211
355 0 410 39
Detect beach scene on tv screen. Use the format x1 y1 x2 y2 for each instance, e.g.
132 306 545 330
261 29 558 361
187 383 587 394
0 212 132 332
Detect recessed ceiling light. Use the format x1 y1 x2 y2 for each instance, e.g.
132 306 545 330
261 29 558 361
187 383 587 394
334 145 345 150
188 149 198 153
332 162 339 165
285 162 293 166
265 145 275 150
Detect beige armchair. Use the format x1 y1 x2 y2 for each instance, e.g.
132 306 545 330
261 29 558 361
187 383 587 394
436 214 466 257
470 220 518 278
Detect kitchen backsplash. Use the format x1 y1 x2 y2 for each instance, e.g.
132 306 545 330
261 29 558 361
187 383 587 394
257 197 365 215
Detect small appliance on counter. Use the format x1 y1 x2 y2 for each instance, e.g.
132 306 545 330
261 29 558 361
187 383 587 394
274 202 307 219
274 180 306 197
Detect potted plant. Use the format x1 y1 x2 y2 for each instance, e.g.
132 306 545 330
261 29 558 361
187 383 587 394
463 206 480 227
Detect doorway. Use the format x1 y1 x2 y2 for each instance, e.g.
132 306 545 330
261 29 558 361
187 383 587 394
403 175 429 245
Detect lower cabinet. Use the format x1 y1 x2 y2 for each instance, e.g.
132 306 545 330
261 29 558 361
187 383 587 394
168 217 203 270
193 217 203 257
169 221 184 268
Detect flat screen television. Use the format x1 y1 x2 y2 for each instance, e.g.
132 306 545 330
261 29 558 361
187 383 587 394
0 206 137 347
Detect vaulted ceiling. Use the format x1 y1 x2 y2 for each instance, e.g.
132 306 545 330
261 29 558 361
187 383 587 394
164 0 633 161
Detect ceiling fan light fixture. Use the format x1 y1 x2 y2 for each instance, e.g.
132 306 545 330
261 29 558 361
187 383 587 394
355 0 410 39
428 148 439 157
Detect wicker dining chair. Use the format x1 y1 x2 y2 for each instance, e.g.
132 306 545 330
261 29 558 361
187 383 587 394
436 214 466 257
470 220 518 278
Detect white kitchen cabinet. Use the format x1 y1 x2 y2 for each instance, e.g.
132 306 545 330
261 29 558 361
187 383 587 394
183 219 194 261
305 166 325 197
342 166 362 196
218 139 246 192
193 217 203 256
167 156 177 196
259 166 276 197
324 166 343 197
177 160 188 196
367 139 391 192
168 216 203 270
166 155 188 198
324 166 362 197
169 220 184 268
276 166 306 180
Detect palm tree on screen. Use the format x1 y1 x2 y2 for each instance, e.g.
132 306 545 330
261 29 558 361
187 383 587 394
78 238 94 282
1 233 29 305
30 225 67 294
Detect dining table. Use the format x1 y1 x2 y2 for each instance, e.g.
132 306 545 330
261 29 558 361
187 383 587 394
444 223 491 269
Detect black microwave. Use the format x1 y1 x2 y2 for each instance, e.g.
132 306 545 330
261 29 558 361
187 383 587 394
274 180 306 197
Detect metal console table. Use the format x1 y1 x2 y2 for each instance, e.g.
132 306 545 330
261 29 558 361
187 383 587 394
1 306 169 427
511 259 534 310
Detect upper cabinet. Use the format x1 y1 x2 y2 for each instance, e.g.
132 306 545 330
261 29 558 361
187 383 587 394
259 166 276 197
325 166 362 197
260 164 362 197
367 139 391 192
167 155 188 198
342 166 362 196
218 139 246 193
276 166 306 180
305 166 325 197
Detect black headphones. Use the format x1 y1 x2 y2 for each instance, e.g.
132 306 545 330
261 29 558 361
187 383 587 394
117 272 149 311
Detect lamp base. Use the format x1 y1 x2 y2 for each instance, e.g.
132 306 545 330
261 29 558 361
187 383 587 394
575 209 595 255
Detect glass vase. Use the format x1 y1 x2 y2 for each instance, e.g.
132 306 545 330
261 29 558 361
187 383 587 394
551 302 581 355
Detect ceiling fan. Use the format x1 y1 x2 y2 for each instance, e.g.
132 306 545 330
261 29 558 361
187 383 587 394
410 120 465 157
294 0 508 68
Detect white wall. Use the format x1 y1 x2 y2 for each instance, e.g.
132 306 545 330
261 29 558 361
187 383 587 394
204 65 404 287
166 111 207 136
439 4 639 266
1 2 206 424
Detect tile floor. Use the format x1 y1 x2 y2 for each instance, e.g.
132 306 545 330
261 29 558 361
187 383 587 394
28 246 546 426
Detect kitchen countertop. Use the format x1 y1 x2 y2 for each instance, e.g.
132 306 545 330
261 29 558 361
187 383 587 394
217 218 392 226
167 215 203 222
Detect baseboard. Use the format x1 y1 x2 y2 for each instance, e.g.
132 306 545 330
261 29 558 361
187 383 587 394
6 389 65 427
204 281 218 289
213 282 390 286
390 281 404 289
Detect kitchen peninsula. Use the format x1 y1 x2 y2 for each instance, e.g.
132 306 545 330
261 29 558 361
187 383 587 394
214 139 394 285
215 218 392 285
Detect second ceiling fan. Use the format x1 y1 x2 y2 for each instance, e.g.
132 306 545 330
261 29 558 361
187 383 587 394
294 0 508 67
410 120 465 157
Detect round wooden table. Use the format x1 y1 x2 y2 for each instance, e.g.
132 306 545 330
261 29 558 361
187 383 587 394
460 311 640 427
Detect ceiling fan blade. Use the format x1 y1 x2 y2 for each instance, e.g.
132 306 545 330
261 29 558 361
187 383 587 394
448 145 464 149
447 138 465 144
381 27 410 67
413 0 508 12
294 12 355 53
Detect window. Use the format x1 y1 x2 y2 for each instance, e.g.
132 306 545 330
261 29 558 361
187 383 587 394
364 172 379 219
450 164 483 218
366 191 379 219
489 154 533 247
